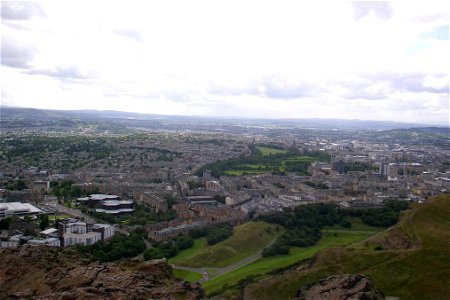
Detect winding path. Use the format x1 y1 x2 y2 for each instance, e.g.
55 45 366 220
171 238 277 282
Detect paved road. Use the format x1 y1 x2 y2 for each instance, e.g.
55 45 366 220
171 237 277 282
54 203 96 223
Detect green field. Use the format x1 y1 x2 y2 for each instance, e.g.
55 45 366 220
173 269 203 282
168 238 208 264
198 145 330 177
202 225 381 295
256 146 288 156
173 221 280 268
224 170 267 176
246 195 450 300
48 214 70 221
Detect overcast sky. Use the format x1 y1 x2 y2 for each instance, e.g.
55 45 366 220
1 1 449 125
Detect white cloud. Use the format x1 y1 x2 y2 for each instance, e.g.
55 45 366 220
1 0 448 125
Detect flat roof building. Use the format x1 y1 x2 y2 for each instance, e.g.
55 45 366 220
0 202 43 219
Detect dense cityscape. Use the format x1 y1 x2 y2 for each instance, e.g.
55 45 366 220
0 107 449 299
1 1 448 299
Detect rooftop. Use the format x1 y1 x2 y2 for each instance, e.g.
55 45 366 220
0 202 43 214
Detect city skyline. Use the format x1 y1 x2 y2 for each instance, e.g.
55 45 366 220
1 1 449 125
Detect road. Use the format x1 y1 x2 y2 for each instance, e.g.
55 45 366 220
54 203 96 223
171 237 277 282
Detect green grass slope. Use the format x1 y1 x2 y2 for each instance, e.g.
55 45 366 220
246 195 450 300
203 225 381 295
168 238 208 265
174 221 280 268
172 269 203 282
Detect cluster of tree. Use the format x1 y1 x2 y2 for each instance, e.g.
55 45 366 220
262 226 322 257
39 215 49 230
195 145 330 177
304 181 329 189
0 217 11 230
273 182 286 189
189 223 233 245
214 195 226 204
63 138 113 159
187 180 204 190
77 232 146 262
3 178 27 191
344 162 375 173
50 180 94 199
91 203 177 226
259 203 342 257
260 200 409 256
4 135 113 161
143 235 194 260
343 200 409 227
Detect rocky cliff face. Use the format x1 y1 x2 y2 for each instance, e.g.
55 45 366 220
0 246 204 300
294 274 385 300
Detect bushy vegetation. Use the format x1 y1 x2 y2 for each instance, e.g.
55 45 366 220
259 201 408 256
90 203 176 225
247 195 449 300
189 223 233 245
78 232 146 262
0 217 12 230
3 178 27 191
304 181 329 189
259 204 340 256
344 200 409 227
50 180 94 199
143 235 194 260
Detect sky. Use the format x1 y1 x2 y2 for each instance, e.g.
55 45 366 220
1 1 449 125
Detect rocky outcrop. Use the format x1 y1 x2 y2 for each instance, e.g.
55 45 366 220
0 246 204 300
294 274 385 300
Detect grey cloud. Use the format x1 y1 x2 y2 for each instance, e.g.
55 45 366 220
207 82 258 97
340 72 448 101
351 1 392 21
113 29 142 42
28 66 85 79
369 72 448 94
103 88 190 103
207 76 319 100
1 1 45 20
261 76 316 100
1 36 35 68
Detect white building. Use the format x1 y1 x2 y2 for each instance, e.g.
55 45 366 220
59 220 115 247
0 202 43 219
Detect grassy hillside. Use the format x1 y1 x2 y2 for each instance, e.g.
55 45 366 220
168 238 208 265
173 269 203 282
173 221 280 268
202 224 381 295
245 195 450 300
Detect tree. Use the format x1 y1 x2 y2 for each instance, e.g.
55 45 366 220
39 215 50 230
0 217 11 230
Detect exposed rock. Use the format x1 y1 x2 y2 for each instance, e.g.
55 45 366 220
294 274 385 300
0 246 205 300
376 227 414 250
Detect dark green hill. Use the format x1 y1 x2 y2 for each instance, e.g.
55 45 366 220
245 195 450 300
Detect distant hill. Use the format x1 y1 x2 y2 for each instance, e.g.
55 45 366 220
244 194 450 300
1 106 444 131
